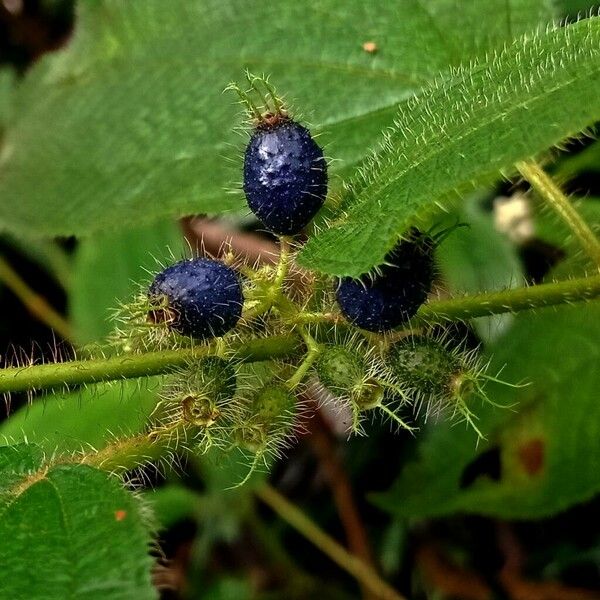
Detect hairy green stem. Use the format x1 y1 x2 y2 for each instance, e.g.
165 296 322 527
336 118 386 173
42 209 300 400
274 236 292 288
517 160 600 269
0 334 299 394
296 274 600 326
256 484 406 600
417 273 600 323
80 430 172 474
1 275 598 395
286 326 322 390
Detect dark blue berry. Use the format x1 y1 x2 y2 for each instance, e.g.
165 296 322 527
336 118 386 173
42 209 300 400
243 116 328 235
148 258 243 340
335 230 435 332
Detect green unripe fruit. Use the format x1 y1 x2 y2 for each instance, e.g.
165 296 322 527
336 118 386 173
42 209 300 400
386 335 463 398
235 385 296 453
180 356 237 426
316 346 365 396
196 356 237 402
253 384 296 422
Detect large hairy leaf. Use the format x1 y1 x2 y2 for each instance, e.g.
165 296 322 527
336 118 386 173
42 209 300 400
299 17 600 276
0 445 155 600
0 0 553 236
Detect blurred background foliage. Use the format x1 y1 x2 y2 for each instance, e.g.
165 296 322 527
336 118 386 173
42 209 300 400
0 1 599 598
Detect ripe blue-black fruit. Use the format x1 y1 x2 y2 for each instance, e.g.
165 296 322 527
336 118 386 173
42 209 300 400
148 258 243 340
243 116 328 235
335 230 435 332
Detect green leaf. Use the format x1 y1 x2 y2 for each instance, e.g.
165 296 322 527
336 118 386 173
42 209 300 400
436 198 523 343
0 0 554 236
71 220 182 344
533 197 600 278
371 301 600 520
0 69 14 129
0 451 155 600
146 484 202 529
0 380 158 454
299 17 600 277
0 444 45 496
553 139 600 181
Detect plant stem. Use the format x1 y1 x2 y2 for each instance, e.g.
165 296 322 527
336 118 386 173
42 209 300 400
2 274 598 395
517 160 600 269
286 326 321 390
0 255 73 342
274 236 292 288
417 273 600 323
256 484 406 600
0 334 299 394
295 274 600 326
80 431 171 474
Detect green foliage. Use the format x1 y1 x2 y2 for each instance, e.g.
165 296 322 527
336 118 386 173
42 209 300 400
0 69 14 131
71 221 181 344
2 1 600 597
436 198 523 342
0 445 155 600
0 0 554 236
372 302 600 519
300 17 600 276
0 381 158 454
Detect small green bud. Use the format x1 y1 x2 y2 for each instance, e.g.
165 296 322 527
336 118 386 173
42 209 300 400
195 356 238 403
384 333 510 438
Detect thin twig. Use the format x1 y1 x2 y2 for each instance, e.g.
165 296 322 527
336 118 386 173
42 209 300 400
497 523 600 600
0 334 299 394
0 255 73 342
182 217 279 265
416 542 492 600
256 483 406 600
517 160 600 269
307 406 378 599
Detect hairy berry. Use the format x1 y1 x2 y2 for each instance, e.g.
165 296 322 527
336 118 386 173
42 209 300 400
148 258 243 340
386 335 462 399
253 384 295 423
243 116 328 235
335 230 435 332
316 346 365 396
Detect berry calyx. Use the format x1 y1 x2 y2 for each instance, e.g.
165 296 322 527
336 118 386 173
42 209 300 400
335 229 435 332
148 258 243 340
243 117 328 235
179 357 237 426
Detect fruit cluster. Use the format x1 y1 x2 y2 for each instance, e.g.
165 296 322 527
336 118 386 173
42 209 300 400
113 74 503 482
